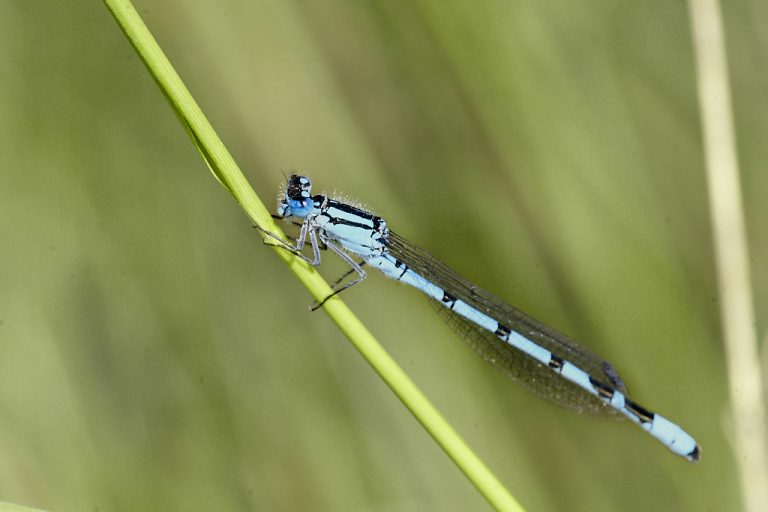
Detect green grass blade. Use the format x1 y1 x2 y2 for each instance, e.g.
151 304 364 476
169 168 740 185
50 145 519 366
102 0 525 510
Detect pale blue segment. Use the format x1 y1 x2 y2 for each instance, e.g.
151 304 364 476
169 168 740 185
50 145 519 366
649 415 698 457
399 268 445 301
452 300 498 333
560 361 596 392
508 331 551 365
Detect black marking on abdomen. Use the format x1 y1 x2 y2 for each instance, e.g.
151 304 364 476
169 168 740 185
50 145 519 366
548 355 564 370
589 376 615 400
495 324 511 340
441 292 457 309
625 400 654 424
394 259 408 279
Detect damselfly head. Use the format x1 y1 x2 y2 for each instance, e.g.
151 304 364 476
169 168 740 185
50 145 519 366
277 174 315 219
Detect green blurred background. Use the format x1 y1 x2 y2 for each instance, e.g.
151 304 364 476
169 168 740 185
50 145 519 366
2 0 767 510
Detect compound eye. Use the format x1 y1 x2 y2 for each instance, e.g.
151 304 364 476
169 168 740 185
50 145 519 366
287 197 314 218
298 176 311 192
287 175 313 200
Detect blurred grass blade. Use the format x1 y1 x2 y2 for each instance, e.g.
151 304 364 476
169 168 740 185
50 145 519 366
102 0 525 510
0 502 48 512
688 1 768 511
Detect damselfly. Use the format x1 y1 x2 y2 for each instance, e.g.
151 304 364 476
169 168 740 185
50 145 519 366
260 174 700 462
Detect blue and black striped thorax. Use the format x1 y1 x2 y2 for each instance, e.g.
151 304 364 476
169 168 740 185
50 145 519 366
279 174 390 256
315 199 389 257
